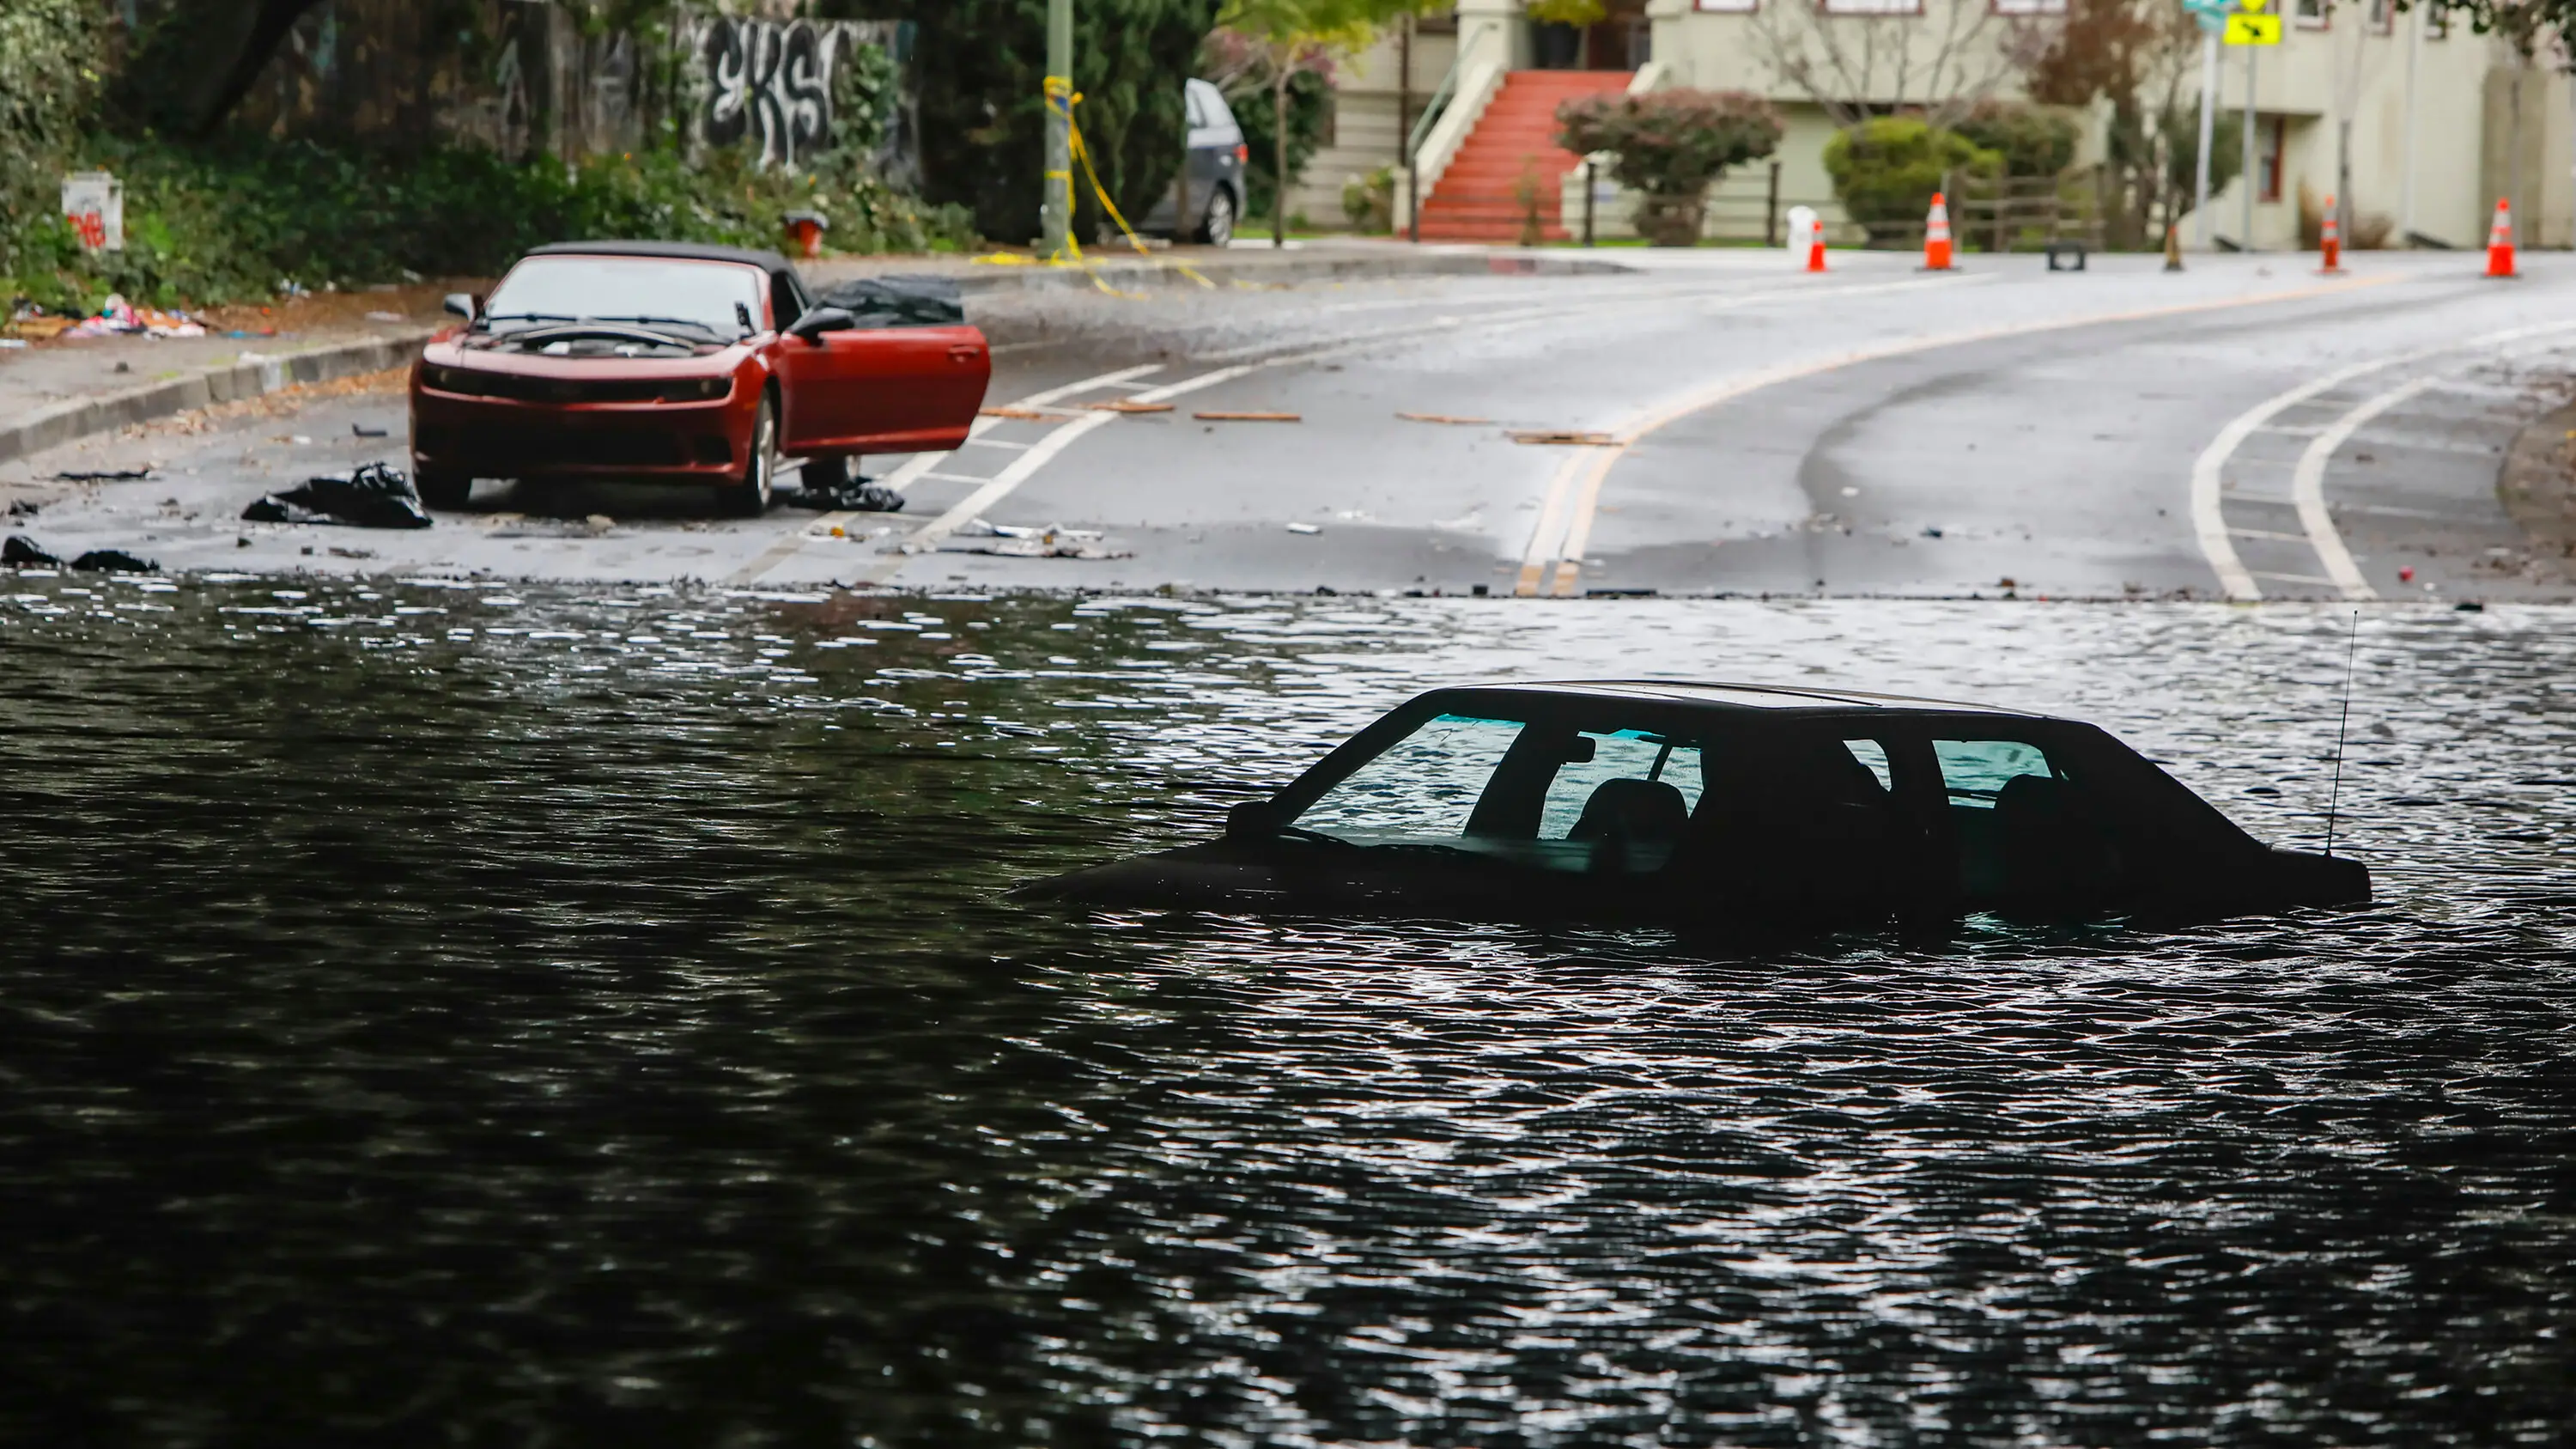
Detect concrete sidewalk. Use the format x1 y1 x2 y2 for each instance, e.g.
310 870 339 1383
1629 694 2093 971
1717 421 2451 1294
805 239 1638 293
1 319 440 467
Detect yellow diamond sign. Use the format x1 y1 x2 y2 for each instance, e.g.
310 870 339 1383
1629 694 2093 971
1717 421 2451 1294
2225 12 2281 42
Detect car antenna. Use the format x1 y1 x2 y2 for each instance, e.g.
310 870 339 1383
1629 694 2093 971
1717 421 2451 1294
2324 609 2359 858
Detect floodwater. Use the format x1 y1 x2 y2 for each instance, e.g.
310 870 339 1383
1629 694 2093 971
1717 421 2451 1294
3 575 2572 1446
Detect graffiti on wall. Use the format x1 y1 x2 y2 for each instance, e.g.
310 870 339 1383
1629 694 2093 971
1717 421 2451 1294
679 15 911 174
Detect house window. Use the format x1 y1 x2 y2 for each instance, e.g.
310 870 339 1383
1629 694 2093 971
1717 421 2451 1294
1821 0 1924 14
2294 0 2327 26
2259 116 2286 202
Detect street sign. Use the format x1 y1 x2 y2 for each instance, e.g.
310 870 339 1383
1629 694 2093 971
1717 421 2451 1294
2225 13 2281 42
2181 0 2231 32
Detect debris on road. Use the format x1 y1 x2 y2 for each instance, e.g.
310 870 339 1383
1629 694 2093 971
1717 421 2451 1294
7 500 39 517
240 460 433 529
4 535 159 572
1083 400 1175 414
1285 522 1322 535
1195 411 1301 423
790 475 907 512
980 405 1075 421
1396 412 1493 425
53 466 152 483
352 423 389 438
1507 429 1619 447
950 519 1128 559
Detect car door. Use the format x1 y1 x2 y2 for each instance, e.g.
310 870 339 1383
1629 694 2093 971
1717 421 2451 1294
775 325 988 456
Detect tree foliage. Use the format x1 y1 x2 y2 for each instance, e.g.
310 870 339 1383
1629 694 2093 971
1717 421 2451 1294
869 0 1221 247
1951 100 2080 180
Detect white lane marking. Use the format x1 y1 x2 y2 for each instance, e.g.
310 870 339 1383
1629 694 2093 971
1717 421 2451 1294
2228 527 2316 543
961 436 1032 450
1523 276 2403 598
732 362 1164 583
2190 320 2576 601
895 363 1256 558
2253 571 2342 587
2291 376 2436 600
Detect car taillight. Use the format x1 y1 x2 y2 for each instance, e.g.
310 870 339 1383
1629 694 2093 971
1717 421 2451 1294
659 376 732 403
1234 143 1249 163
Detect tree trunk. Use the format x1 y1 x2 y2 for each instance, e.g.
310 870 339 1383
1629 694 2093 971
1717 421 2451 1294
113 0 329 137
1273 70 1290 248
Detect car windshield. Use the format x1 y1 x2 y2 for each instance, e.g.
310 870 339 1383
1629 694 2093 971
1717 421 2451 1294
1287 711 1705 874
480 257 762 339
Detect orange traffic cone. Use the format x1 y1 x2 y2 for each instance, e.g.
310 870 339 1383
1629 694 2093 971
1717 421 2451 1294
2318 195 2342 274
1923 192 1953 271
1806 229 1827 273
2486 198 2517 278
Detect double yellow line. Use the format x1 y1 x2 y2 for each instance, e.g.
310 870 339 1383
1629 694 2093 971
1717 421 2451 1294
1512 272 2402 598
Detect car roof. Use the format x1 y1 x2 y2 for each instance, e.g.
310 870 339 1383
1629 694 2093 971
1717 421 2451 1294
522 240 799 279
1432 679 2041 717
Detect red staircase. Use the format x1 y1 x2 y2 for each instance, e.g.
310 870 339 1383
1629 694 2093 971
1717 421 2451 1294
1418 70 1632 243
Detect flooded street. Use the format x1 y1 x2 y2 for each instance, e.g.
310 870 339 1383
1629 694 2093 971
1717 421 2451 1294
3 576 2571 1443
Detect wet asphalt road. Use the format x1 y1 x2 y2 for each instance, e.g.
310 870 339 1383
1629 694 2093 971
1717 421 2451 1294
6 249 2571 601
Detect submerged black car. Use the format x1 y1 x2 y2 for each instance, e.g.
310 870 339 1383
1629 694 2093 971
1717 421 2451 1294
1026 680 2370 926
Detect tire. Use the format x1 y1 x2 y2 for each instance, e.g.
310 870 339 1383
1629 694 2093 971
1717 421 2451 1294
1197 187 1236 247
414 461 471 510
720 395 777 519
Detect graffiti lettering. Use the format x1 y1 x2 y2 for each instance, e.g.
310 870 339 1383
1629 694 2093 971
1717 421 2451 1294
701 18 832 169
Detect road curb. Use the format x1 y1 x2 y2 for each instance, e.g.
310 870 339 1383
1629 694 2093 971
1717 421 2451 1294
815 250 1637 296
0 329 436 468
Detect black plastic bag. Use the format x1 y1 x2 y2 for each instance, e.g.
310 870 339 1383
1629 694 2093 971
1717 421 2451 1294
786 480 906 513
810 275 966 330
243 460 432 529
3 534 59 566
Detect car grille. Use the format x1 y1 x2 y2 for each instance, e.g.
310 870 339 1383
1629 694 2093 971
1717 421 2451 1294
422 368 720 405
428 426 695 468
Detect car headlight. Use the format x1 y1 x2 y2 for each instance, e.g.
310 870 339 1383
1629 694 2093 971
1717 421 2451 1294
421 362 481 394
659 375 732 403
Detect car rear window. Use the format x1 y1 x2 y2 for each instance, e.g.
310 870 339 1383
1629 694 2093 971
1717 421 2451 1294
482 257 765 339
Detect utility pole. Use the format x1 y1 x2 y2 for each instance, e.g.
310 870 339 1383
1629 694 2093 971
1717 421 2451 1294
2195 28 2218 247
2242 46 2257 250
2399 0 2421 239
1042 0 1074 257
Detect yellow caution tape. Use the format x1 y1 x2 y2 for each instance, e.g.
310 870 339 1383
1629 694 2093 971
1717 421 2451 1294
962 80 1216 297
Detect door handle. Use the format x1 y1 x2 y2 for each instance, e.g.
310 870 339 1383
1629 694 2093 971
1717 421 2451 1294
946 344 981 362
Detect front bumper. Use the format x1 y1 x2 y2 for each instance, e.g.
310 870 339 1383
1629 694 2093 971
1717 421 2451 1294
410 384 755 481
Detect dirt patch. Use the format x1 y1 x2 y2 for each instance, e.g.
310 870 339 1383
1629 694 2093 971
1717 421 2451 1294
2497 398 2576 581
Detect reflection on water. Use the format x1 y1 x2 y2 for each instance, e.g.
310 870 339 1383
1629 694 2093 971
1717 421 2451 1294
3 574 2571 1445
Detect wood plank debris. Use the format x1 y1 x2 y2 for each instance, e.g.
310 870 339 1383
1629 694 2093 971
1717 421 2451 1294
1082 400 1176 413
1507 429 1620 447
1396 411 1493 425
1194 410 1302 423
978 405 1075 420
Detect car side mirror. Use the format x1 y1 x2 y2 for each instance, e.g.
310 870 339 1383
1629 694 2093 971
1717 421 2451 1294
442 292 477 320
788 306 855 344
1226 800 1279 838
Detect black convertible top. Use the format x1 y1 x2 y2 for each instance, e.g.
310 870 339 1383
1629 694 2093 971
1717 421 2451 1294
1440 680 2028 716
524 240 799 278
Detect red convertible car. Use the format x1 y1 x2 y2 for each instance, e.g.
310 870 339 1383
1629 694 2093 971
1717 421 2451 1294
409 240 992 515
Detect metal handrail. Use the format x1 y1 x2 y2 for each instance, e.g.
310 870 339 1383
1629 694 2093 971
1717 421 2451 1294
1405 52 1462 242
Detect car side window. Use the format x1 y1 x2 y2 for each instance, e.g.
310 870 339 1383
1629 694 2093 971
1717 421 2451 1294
1293 714 1525 842
1933 737 2122 901
1534 728 1701 874
770 273 803 330
1934 739 2052 806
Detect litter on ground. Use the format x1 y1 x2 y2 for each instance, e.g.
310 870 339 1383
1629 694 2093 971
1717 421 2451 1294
1196 411 1302 423
789 476 906 512
978 406 1074 421
948 519 1130 559
1396 412 1493 425
240 460 433 529
1084 400 1175 414
3 535 157 572
1285 522 1322 535
53 467 152 483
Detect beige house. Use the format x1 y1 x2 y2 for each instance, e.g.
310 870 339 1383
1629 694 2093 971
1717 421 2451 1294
1291 0 2560 252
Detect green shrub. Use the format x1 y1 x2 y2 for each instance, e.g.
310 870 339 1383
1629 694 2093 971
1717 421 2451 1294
0 0 104 285
1556 88 1781 246
1951 100 2081 180
1342 165 1394 233
13 133 975 312
1823 118 2000 242
1228 68 1332 229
